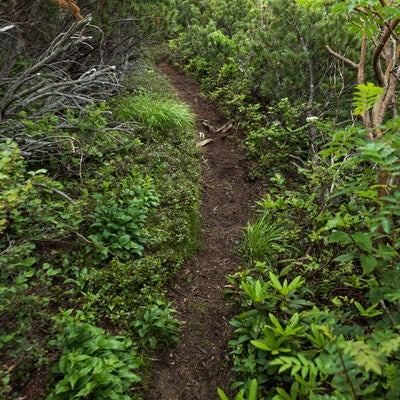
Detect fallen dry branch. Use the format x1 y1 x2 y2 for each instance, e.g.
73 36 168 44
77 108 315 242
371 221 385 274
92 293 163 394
0 16 123 165
0 16 120 121
215 120 233 134
196 138 214 147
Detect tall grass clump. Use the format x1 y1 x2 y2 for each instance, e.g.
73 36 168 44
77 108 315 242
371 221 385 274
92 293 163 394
113 91 194 138
239 211 285 268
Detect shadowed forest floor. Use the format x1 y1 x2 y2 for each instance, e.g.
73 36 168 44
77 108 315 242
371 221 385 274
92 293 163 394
146 63 265 400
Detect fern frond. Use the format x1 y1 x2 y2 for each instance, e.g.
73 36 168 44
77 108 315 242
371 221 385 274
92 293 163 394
341 340 382 375
353 82 384 116
51 0 84 21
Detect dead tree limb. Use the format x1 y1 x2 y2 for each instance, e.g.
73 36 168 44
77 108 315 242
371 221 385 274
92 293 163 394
0 15 124 166
0 15 121 122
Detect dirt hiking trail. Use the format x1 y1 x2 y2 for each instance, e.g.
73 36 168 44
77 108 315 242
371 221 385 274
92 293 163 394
146 63 264 400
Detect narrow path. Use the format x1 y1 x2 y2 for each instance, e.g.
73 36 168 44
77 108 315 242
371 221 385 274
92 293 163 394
146 63 263 400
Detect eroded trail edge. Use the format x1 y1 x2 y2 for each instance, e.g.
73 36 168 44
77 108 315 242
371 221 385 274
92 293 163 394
146 63 263 400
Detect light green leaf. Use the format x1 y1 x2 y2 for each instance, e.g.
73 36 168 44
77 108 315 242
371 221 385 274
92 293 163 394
360 254 377 274
21 257 37 267
328 231 352 245
353 82 384 116
287 313 300 330
287 276 305 292
75 381 97 397
217 388 229 400
352 232 372 252
356 301 382 317
334 253 355 262
67 374 80 390
251 339 271 351
24 268 35 278
380 336 400 356
275 387 293 400
46 268 62 276
269 272 283 291
269 313 284 334
324 215 344 230
54 381 71 395
381 218 392 234
249 379 258 400
342 341 382 375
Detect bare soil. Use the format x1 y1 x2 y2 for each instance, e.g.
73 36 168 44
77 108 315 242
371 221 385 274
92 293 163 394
146 63 265 400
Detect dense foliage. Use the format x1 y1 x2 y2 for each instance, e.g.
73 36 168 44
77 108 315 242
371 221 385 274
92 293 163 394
223 120 400 398
168 0 364 177
0 83 200 399
0 2 200 399
165 0 399 398
1 0 399 399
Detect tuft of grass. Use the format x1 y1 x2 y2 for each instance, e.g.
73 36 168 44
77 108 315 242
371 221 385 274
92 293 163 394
239 211 284 267
113 92 194 135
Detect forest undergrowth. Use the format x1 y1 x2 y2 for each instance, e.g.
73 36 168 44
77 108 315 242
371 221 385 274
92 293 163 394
166 1 400 399
1 2 204 398
1 0 400 399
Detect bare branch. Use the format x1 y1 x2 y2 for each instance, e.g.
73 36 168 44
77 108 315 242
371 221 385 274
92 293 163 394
0 14 122 127
0 11 146 172
0 24 15 32
0 16 94 117
33 183 76 205
4 65 119 118
373 18 400 86
325 45 359 70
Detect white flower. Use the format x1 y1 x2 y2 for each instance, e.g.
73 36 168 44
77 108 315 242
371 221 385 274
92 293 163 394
306 116 319 122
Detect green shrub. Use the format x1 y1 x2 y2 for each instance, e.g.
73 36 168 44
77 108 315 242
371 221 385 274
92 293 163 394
245 99 309 177
227 271 400 399
0 141 83 396
83 256 168 328
1 43 202 397
218 379 260 400
47 320 141 400
226 119 400 399
86 173 159 262
131 298 181 349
